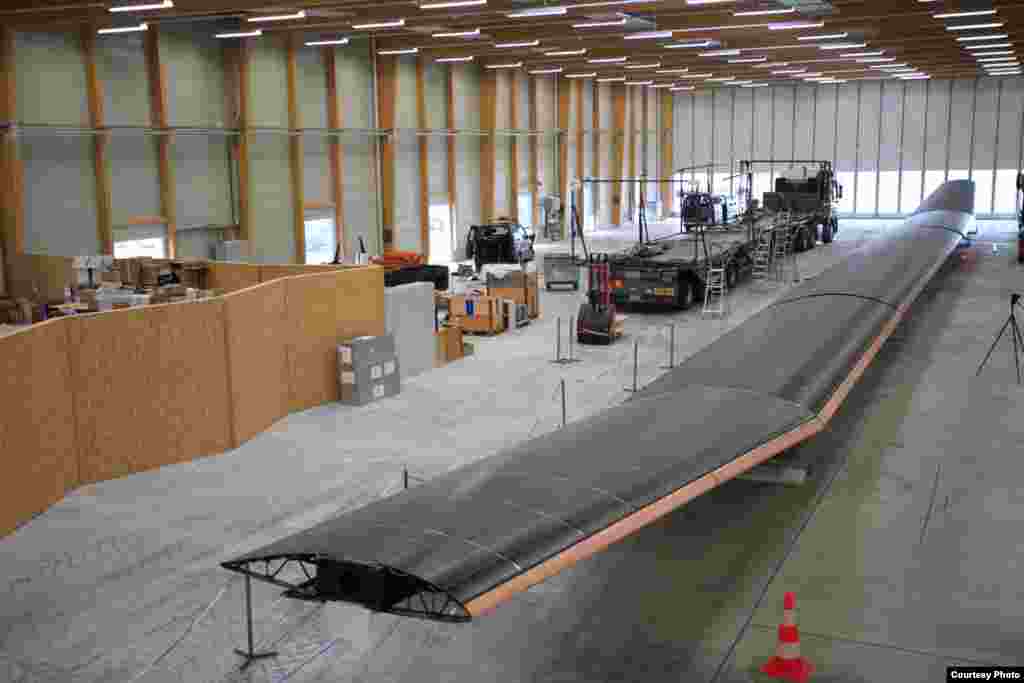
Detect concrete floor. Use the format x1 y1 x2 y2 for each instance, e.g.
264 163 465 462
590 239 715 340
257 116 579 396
2 220 1023 682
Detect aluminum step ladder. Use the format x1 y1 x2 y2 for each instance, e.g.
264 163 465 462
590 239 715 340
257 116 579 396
773 214 796 283
752 227 774 280
703 263 728 317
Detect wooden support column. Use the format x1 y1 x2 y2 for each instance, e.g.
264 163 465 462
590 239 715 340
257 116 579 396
509 72 519 220
376 54 397 250
660 91 674 218
416 55 429 261
592 81 600 224
641 87 648 176
224 41 252 243
480 67 497 222
144 27 176 258
575 78 583 191
628 87 636 183
557 77 570 231
286 35 305 263
446 65 457 233
0 26 22 294
611 83 626 226
528 76 539 228
82 29 113 255
324 47 345 260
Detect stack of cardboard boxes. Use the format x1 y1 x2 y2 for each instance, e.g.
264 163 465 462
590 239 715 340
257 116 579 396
338 334 402 406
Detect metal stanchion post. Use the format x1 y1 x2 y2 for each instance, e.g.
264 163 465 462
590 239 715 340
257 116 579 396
561 379 567 427
403 467 409 490
233 575 278 670
625 340 639 393
568 315 574 362
661 324 676 370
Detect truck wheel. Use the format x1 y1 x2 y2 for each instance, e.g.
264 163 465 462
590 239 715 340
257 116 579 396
822 219 834 244
805 227 816 250
677 279 695 309
725 265 738 290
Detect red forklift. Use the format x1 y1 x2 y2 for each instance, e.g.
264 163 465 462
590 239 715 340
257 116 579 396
577 253 622 345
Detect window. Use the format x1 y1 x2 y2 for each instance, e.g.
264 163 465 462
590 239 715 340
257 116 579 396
993 169 1019 215
304 217 336 265
947 168 969 182
518 193 533 230
836 172 855 214
114 237 166 259
900 171 923 214
923 170 945 202
856 171 877 215
752 173 771 208
877 171 900 214
973 170 994 215
429 203 454 264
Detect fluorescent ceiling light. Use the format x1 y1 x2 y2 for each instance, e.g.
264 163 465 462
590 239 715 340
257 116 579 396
798 32 848 41
109 0 171 11
98 22 148 34
754 61 788 68
664 41 714 48
676 23 769 33
729 79 753 85
769 21 824 30
841 51 884 57
420 0 487 8
899 74 930 79
216 29 263 38
656 68 689 74
378 48 419 55
857 57 896 63
676 72 714 78
495 40 540 48
598 76 626 82
799 72 823 78
306 38 350 46
934 10 997 19
988 70 1022 75
687 0 735 4
819 43 867 50
508 6 567 16
735 7 795 16
978 56 1018 62
626 80 654 85
530 67 563 73
700 49 741 56
625 62 661 69
247 10 305 22
545 49 587 56
742 82 770 87
625 31 674 40
772 68 806 74
353 19 406 29
670 85 695 91
486 61 522 68
573 18 628 27
436 55 475 62
588 56 628 63
729 56 768 63
569 0 656 6
565 72 597 78
652 83 675 88
872 64 909 69
966 43 1013 50
956 34 1008 41
432 28 481 38
707 76 736 81
946 23 1005 31
973 50 1015 57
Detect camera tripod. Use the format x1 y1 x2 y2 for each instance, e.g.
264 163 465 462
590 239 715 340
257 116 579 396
976 293 1024 384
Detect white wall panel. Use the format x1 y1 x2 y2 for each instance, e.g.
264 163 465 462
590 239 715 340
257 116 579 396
879 82 903 172
972 78 998 174
337 41 379 257
453 65 481 256
674 94 693 170
813 85 837 162
733 89 753 166
693 92 713 166
426 62 448 203
773 86 795 163
903 81 927 171
752 88 772 160
835 84 859 172
994 78 1024 213
858 82 881 171
394 58 420 252
793 86 815 161
712 89 732 169
925 79 951 172
947 79 975 172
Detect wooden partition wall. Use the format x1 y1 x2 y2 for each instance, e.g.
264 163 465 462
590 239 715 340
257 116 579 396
0 265 384 536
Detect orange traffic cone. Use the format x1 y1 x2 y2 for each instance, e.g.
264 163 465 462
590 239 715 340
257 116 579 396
760 592 814 682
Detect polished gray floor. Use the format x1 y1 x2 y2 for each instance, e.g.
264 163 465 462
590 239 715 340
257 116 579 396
2 220 1022 682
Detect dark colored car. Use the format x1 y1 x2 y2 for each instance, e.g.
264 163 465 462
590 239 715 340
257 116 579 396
465 219 535 273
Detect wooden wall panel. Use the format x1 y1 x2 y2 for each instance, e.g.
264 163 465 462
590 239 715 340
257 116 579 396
286 35 305 264
660 91 674 216
284 267 385 411
446 66 457 230
510 72 520 220
480 68 497 222
416 55 430 261
528 76 539 228
222 280 289 446
0 320 78 536
69 300 232 484
206 262 261 293
1 25 22 293
557 79 570 230
611 84 626 225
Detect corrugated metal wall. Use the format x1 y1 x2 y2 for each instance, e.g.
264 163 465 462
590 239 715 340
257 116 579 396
672 79 1024 217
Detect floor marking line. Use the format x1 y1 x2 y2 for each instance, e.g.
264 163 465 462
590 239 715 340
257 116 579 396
920 461 942 545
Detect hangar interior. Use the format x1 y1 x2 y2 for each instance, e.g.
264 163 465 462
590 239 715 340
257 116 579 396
1 1 1024 682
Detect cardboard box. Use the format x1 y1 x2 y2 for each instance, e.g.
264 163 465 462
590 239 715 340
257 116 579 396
338 334 398 370
450 295 504 334
488 271 539 319
435 325 464 365
338 334 402 406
